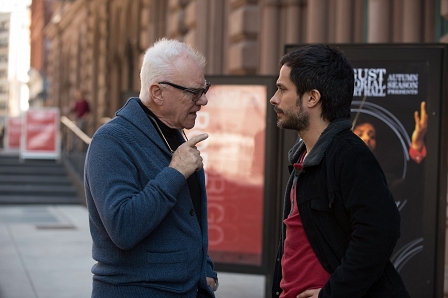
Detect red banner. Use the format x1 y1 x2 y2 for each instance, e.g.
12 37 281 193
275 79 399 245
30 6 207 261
21 108 60 159
6 117 22 150
187 85 267 265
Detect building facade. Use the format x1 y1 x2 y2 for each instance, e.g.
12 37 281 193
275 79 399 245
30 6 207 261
0 12 10 125
29 0 53 108
42 0 448 134
0 0 31 127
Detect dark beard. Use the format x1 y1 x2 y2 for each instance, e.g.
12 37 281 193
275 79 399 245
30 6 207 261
277 109 309 132
276 95 309 132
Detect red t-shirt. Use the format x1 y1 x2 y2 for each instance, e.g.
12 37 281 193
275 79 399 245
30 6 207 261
280 154 330 297
73 99 90 118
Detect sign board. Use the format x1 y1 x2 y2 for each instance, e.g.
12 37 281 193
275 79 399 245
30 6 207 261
20 108 61 160
4 116 22 151
186 76 279 274
284 44 448 298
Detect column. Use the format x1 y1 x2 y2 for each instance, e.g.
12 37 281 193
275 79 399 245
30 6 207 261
367 0 391 42
285 0 301 44
402 0 422 42
335 0 353 42
259 0 279 75
307 0 327 43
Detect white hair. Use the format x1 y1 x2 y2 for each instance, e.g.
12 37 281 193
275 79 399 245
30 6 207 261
139 38 206 104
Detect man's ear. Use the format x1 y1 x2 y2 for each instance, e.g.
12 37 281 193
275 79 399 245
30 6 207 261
307 89 321 108
150 84 164 105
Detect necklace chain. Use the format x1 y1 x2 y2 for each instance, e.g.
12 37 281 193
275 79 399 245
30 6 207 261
148 115 188 153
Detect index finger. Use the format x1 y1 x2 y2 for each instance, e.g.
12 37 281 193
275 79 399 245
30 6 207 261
420 101 427 118
185 133 209 147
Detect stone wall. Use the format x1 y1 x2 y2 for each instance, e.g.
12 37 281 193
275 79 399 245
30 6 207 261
44 0 442 131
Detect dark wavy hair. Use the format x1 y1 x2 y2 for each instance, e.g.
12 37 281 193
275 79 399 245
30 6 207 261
280 44 354 122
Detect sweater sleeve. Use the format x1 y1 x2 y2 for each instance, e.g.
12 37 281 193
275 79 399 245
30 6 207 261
85 130 186 250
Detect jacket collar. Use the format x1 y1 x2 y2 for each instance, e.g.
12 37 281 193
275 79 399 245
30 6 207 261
288 118 352 167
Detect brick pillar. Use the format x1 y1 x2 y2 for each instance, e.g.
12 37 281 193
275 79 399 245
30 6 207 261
285 0 301 44
259 0 279 75
335 0 353 42
307 0 327 43
367 0 391 42
441 0 448 42
402 0 423 42
228 1 259 74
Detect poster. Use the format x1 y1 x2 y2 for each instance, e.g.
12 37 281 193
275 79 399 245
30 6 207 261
351 62 427 294
283 44 448 297
21 108 60 160
5 116 22 151
186 84 267 266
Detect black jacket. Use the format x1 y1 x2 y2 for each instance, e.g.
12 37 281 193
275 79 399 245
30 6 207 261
272 118 409 298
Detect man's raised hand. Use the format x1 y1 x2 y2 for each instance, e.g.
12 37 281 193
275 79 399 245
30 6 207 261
169 133 208 178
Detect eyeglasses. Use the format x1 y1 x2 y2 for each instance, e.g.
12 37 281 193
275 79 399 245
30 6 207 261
158 81 211 102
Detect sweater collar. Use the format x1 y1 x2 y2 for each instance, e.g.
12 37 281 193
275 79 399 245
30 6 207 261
116 97 176 154
137 99 177 137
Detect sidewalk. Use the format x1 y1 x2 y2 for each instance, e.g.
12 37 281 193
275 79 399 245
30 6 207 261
0 205 265 298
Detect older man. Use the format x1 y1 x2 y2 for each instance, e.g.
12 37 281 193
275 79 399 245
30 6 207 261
84 38 217 297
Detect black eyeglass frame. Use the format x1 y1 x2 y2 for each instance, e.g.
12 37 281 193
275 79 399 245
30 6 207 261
158 81 211 102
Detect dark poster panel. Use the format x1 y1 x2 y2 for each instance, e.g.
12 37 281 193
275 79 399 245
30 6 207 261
351 58 429 296
284 44 448 297
186 76 279 275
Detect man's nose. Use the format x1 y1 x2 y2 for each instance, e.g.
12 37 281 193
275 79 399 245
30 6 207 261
196 94 208 106
270 93 278 105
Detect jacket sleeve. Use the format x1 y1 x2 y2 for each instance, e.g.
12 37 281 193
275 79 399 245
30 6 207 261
206 255 217 279
320 144 401 297
85 130 186 250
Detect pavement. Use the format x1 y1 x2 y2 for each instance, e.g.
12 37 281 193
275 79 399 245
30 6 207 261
0 204 266 298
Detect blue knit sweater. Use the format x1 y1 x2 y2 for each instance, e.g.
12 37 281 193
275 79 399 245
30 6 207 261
84 97 216 297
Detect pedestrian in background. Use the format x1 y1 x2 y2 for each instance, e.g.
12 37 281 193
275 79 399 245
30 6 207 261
270 44 409 298
70 89 90 133
84 38 218 297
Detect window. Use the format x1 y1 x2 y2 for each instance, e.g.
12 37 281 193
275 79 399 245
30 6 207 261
0 85 9 94
0 38 8 48
0 21 9 32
